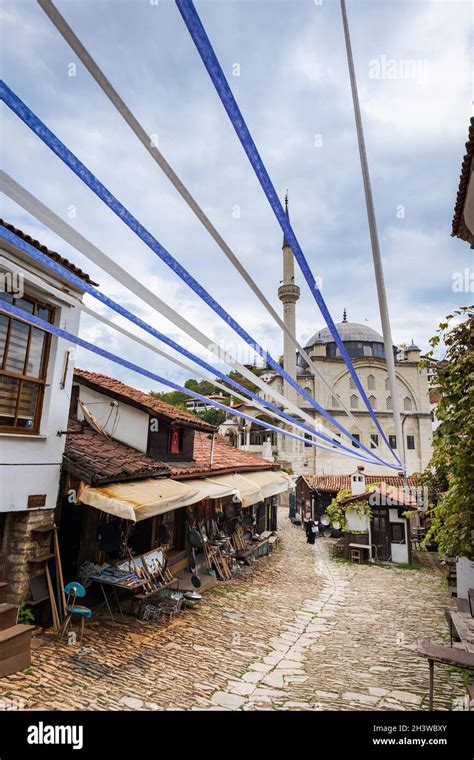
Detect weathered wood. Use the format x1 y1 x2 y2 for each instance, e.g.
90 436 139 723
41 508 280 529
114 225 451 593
450 611 474 653
0 624 34 661
0 649 31 678
417 639 474 668
0 604 18 631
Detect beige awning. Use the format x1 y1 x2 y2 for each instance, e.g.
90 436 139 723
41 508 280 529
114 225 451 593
240 470 294 500
77 478 205 522
203 473 261 507
77 470 291 522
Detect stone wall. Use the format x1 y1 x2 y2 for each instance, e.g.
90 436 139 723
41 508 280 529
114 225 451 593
2 509 55 604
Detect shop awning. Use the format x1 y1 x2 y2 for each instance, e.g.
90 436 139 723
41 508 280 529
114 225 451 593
77 478 206 522
77 469 292 521
240 470 294 500
202 473 259 507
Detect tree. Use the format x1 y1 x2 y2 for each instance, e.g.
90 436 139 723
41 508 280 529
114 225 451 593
421 307 474 559
196 408 226 426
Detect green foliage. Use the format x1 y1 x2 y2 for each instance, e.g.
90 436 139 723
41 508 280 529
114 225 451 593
18 601 35 625
421 307 474 559
196 408 226 426
326 485 375 531
326 488 352 530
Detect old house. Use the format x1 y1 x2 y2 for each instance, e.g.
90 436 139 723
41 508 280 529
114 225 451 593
57 370 291 606
0 220 93 603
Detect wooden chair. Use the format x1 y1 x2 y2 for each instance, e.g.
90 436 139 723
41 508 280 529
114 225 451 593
350 548 362 564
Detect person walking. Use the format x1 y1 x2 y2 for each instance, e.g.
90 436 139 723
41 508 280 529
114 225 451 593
306 519 318 545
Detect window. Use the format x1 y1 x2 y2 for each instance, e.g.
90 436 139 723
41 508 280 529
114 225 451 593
389 435 397 449
352 433 360 448
390 523 405 543
386 395 393 410
369 394 376 409
367 374 375 390
350 394 359 409
403 396 412 412
406 435 415 450
332 433 341 449
349 376 356 389
0 294 53 433
370 434 379 449
331 395 340 408
304 433 312 448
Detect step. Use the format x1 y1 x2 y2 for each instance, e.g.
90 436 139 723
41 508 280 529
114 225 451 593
0 604 18 631
0 624 34 661
0 649 31 678
0 582 7 603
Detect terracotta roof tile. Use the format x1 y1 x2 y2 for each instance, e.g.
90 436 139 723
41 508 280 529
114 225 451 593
451 117 474 243
299 474 419 492
169 431 274 478
0 219 98 286
74 369 215 431
65 419 170 484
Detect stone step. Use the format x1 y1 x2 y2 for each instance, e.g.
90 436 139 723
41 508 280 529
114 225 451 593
0 604 18 631
0 649 31 678
0 623 34 662
0 582 7 603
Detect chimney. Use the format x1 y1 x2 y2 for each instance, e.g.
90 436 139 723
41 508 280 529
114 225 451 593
351 466 366 496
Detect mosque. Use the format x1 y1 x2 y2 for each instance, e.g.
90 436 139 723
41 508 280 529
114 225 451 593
221 198 433 478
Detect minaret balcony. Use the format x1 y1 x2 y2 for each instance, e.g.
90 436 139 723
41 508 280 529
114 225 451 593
278 283 300 303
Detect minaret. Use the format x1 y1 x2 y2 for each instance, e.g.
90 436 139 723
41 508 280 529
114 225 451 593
278 193 300 408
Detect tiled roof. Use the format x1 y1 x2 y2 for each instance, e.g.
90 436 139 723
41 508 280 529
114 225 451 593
170 430 274 478
65 422 273 485
299 474 419 493
338 483 419 509
451 117 474 244
74 369 216 431
65 419 170 485
0 219 97 286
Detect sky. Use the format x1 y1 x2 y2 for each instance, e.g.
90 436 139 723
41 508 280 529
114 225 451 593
1 0 472 394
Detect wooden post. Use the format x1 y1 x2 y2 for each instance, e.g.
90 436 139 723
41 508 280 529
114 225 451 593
428 658 434 711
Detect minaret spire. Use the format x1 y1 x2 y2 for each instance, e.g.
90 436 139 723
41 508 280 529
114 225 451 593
342 308 348 323
282 190 290 249
278 190 300 413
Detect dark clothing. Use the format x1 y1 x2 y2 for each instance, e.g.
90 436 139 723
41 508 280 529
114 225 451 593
306 520 317 545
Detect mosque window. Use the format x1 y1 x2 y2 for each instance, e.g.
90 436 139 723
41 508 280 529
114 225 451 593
367 374 375 390
403 396 412 412
350 394 359 409
386 396 393 410
349 376 356 389
369 394 376 409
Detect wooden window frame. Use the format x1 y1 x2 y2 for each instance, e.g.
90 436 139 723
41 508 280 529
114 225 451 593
0 294 54 435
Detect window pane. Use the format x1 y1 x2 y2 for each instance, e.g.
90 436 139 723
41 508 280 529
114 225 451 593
16 381 39 429
37 305 53 323
25 327 47 378
4 319 30 374
0 314 9 365
0 375 20 426
13 297 35 315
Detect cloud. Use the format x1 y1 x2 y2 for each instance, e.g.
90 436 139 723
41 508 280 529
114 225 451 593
1 0 471 392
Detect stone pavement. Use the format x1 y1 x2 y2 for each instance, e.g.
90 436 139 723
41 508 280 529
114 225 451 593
0 508 466 711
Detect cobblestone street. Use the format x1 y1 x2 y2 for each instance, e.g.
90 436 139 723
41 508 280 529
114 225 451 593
0 509 465 712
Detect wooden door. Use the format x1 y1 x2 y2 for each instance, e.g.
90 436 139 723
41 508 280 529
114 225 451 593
371 508 390 561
